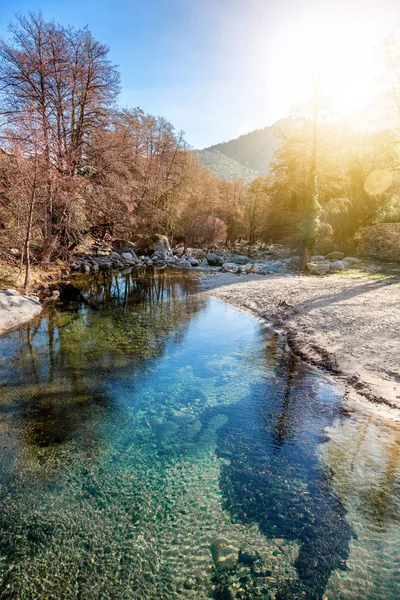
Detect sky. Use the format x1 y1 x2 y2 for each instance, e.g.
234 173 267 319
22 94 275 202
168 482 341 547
0 0 399 148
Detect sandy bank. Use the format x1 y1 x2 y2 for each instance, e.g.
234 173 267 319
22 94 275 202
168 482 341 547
0 290 42 336
201 271 400 413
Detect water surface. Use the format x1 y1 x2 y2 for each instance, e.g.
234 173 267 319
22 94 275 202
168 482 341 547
0 270 399 599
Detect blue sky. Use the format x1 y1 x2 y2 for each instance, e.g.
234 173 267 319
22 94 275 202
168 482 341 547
0 0 399 148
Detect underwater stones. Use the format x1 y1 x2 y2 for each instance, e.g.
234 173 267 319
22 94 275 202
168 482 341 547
238 543 258 566
210 537 239 570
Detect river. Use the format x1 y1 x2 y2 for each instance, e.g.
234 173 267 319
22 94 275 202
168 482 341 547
0 270 398 599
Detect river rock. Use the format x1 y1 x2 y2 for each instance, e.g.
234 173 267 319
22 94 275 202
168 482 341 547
210 537 239 570
244 263 254 273
81 263 91 274
252 263 266 275
325 251 345 260
189 257 200 266
99 262 112 272
207 253 224 266
91 264 99 274
110 251 122 261
330 260 347 271
230 254 254 265
154 235 173 258
187 248 206 260
342 256 360 265
221 262 240 273
307 262 330 275
121 252 137 263
311 255 326 262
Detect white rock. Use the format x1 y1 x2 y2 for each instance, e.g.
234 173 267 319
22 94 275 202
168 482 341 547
330 260 347 271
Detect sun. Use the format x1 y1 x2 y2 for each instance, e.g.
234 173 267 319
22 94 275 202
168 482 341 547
272 10 387 119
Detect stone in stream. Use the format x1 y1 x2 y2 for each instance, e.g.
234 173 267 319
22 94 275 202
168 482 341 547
210 537 239 570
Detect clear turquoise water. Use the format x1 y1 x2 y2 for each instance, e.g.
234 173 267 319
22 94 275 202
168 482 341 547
0 270 399 599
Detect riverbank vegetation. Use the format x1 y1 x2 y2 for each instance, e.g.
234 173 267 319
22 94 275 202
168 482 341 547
1 13 400 289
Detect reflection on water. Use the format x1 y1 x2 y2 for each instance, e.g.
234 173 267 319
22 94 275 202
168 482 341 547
0 270 399 599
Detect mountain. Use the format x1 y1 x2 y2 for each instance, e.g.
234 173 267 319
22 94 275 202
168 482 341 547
197 99 400 183
195 149 261 182
196 117 294 181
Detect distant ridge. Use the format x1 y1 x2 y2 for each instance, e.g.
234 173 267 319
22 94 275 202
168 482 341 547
195 149 261 182
196 100 400 182
196 117 294 181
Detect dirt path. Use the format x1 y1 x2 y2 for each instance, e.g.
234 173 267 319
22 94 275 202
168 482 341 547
201 271 400 414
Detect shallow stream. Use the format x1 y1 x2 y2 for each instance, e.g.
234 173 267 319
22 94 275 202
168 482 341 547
0 270 399 599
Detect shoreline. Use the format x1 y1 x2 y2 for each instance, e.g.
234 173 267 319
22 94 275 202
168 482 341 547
200 270 400 421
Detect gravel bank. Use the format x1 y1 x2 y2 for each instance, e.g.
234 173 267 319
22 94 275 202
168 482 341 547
201 271 400 413
0 290 42 335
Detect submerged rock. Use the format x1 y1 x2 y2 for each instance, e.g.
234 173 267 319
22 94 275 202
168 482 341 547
210 537 239 570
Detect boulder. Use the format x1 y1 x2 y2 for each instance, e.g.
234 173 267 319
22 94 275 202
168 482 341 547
207 253 224 266
91 264 99 274
99 262 112 272
210 537 238 571
330 260 347 271
112 239 136 253
311 255 326 262
153 235 173 258
110 251 122 261
325 251 344 260
230 254 254 265
243 263 254 273
221 262 240 273
189 257 200 267
252 263 266 275
307 262 330 275
187 248 206 260
121 252 137 264
80 263 91 274
342 256 360 265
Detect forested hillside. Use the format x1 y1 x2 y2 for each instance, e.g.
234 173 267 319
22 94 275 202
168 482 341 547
199 118 294 175
195 149 261 182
